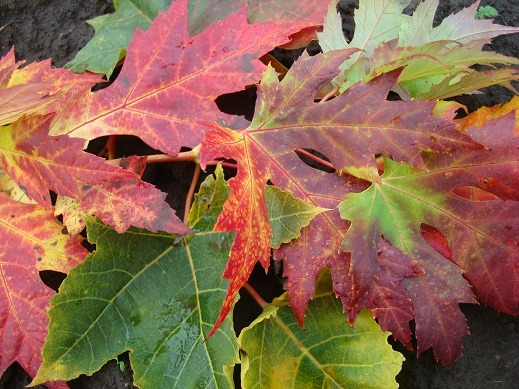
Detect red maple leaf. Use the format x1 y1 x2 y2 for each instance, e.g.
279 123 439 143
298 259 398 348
47 0 318 157
0 114 190 234
0 192 87 388
338 111 518 365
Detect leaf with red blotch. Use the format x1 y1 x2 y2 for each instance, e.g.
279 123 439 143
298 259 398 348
0 48 100 127
338 113 518 365
0 114 190 235
0 192 88 388
48 0 317 157
200 50 480 336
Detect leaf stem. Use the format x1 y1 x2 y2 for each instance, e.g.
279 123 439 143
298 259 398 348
146 150 198 164
244 282 268 309
183 164 201 223
106 135 117 160
295 148 335 171
206 160 238 169
318 85 339 104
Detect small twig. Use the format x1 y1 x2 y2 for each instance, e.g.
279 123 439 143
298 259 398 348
206 160 238 169
295 148 335 171
106 135 117 160
183 164 201 223
146 150 198 164
244 282 269 309
318 85 339 104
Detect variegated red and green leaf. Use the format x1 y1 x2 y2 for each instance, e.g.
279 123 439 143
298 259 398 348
200 50 481 337
338 113 518 365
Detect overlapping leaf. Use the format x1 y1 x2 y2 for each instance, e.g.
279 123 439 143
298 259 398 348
48 0 316 157
66 0 173 78
200 50 480 336
0 114 190 234
0 192 87 388
32 175 239 387
338 112 518 365
239 270 404 389
318 0 519 98
0 48 100 126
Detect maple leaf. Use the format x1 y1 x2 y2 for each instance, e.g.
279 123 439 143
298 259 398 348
239 271 404 388
0 48 100 127
48 0 317 157
32 185 238 386
0 192 87 388
0 114 190 234
200 50 480 336
338 113 518 365
318 0 519 97
66 0 173 77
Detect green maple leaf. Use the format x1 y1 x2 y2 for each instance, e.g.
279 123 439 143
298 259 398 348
239 269 404 389
32 169 239 387
66 0 173 78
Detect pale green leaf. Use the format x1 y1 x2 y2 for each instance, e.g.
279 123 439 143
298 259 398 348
316 0 348 53
346 0 410 56
187 164 230 231
266 185 327 249
364 39 519 99
321 0 519 97
32 216 238 388
66 0 173 77
398 0 518 47
239 270 404 389
319 0 411 89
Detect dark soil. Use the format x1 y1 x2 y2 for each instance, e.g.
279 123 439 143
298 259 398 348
0 0 518 388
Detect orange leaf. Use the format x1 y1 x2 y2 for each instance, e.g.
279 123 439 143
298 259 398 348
202 126 271 336
456 95 519 135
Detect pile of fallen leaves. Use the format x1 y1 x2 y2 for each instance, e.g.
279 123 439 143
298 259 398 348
0 0 517 388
